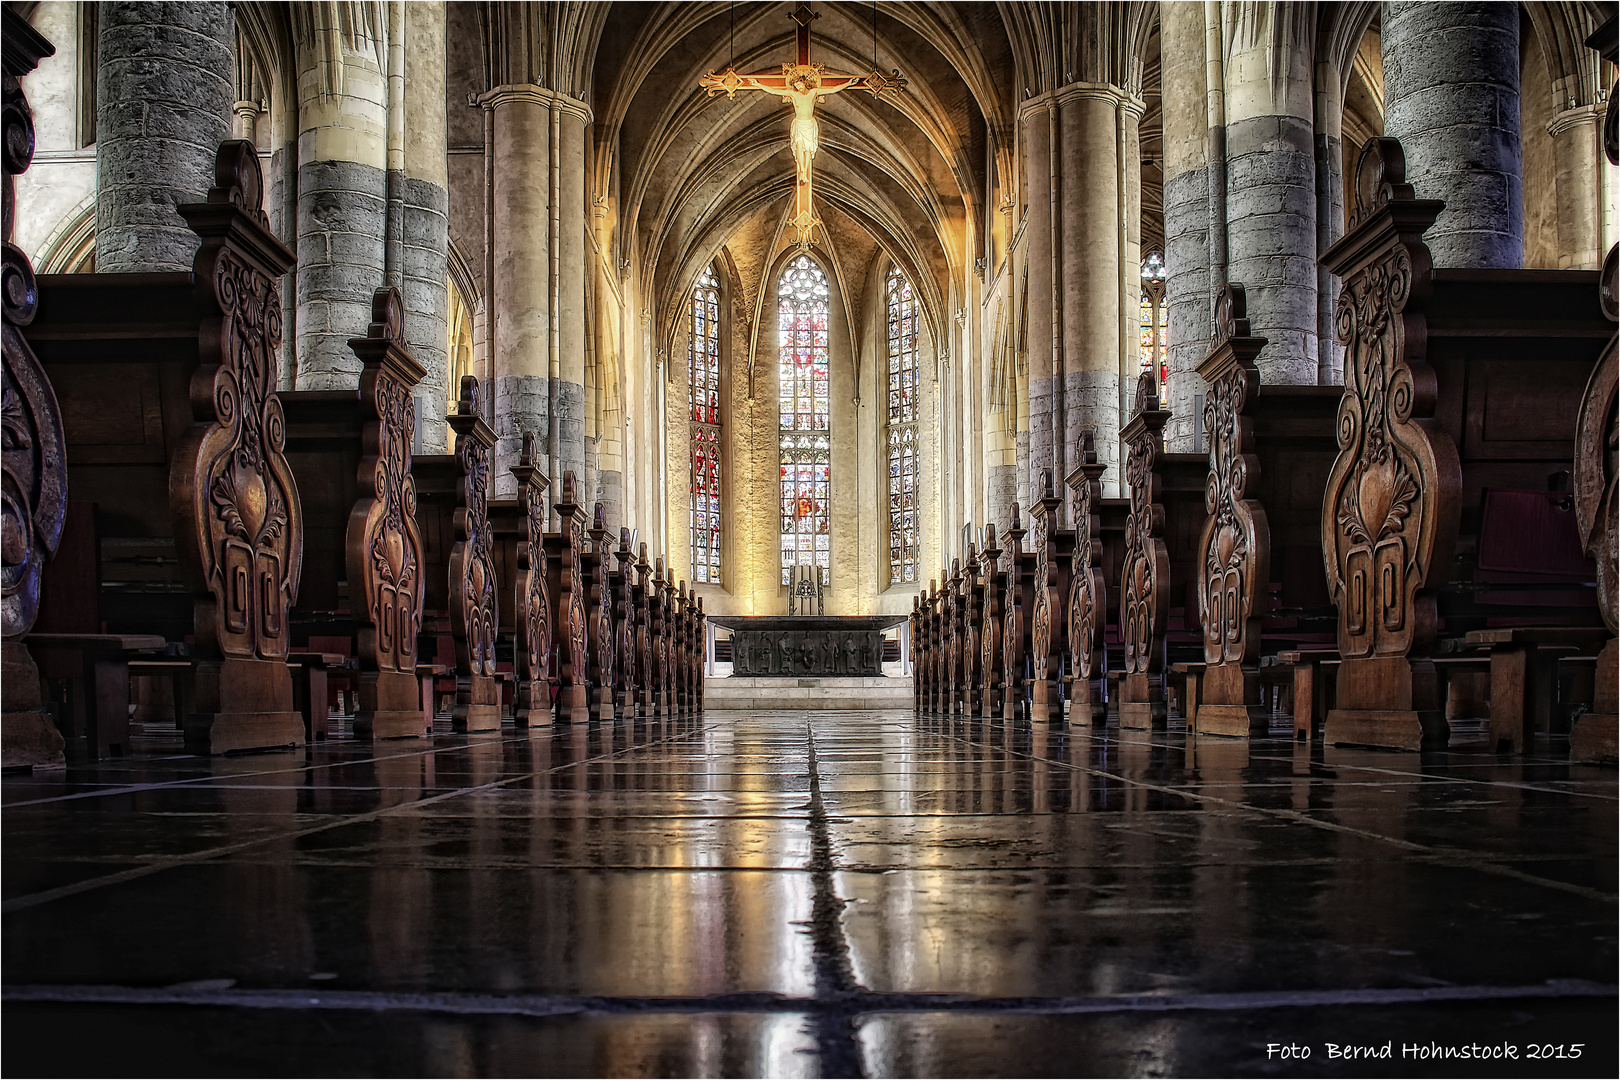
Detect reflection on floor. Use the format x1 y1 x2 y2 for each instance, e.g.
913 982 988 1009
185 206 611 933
3 711 1616 1078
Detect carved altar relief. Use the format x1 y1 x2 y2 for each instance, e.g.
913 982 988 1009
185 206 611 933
554 472 589 723
347 288 428 739
1065 436 1107 726
512 432 552 728
1029 472 1065 724
979 525 1002 717
1119 371 1171 729
1319 138 1461 750
1001 505 1025 722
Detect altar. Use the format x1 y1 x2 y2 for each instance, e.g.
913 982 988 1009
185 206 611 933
708 616 907 677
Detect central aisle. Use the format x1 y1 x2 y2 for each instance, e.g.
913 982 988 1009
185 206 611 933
3 710 1615 1077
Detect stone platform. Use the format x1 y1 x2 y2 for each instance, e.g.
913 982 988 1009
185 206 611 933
703 675 913 710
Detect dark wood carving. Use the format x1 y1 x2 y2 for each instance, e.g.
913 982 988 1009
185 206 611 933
922 583 937 712
978 525 1002 717
695 595 706 713
2 13 68 767
654 558 671 715
945 558 961 714
166 142 304 751
1319 138 1459 750
1571 55 1618 762
587 503 615 721
1001 505 1026 722
1065 436 1107 726
636 543 655 715
929 580 943 713
511 432 551 728
614 528 637 717
553 471 588 724
961 545 980 715
673 581 688 715
1119 371 1171 729
1194 284 1270 736
347 289 428 740
445 376 499 731
1029 472 1064 723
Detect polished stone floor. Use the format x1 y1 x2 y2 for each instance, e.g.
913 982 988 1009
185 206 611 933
3 710 1616 1078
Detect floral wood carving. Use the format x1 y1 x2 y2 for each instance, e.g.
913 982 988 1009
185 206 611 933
946 558 961 712
962 545 980 713
922 582 937 711
1195 283 1269 667
2 22 66 640
511 432 551 722
1120 373 1170 677
979 526 1002 716
1029 471 1065 718
1320 138 1459 664
655 558 672 711
1065 435 1107 699
173 141 301 661
637 544 655 713
554 471 588 719
1575 247 1618 634
345 288 425 677
1001 504 1026 719
615 529 637 713
448 377 498 677
587 503 615 716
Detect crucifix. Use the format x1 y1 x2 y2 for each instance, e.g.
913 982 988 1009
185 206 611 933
701 2 906 250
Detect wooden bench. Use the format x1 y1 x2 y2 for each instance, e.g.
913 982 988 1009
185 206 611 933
28 141 304 754
1318 136 1612 751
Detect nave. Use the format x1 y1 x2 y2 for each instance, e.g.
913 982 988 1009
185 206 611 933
3 710 1614 1078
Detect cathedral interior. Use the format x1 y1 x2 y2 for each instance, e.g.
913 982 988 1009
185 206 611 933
2 1 1617 1076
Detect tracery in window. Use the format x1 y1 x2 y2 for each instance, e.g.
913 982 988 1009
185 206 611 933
1140 251 1167 409
885 268 920 584
689 266 723 583
778 255 831 587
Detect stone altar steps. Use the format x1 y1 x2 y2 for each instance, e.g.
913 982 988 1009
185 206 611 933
703 676 913 711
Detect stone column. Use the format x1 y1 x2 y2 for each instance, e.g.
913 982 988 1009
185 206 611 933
1160 0 1211 449
480 85 550 498
1223 5 1318 386
292 10 389 389
1314 53 1347 385
1382 1 1522 268
1058 86 1127 495
402 0 450 451
556 107 589 490
1549 104 1606 270
95 2 233 272
1019 99 1057 502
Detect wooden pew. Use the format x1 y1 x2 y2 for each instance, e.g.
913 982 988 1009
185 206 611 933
1318 136 1611 751
1193 284 1341 737
977 525 1004 718
612 529 638 718
1028 472 1071 725
1065 436 1108 726
1001 507 1028 722
548 473 589 724
508 432 552 730
636 544 655 716
28 141 304 754
442 378 501 731
586 505 616 721
282 287 427 741
3 12 71 769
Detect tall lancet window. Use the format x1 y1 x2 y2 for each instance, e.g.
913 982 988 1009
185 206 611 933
778 254 831 586
885 268 920 584
689 266 723 583
1140 251 1168 409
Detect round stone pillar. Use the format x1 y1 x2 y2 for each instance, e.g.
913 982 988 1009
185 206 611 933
403 0 451 452
292 9 389 389
1159 0 1212 450
556 106 590 495
95 2 233 272
1018 99 1057 503
1382 1 1522 268
1223 7 1318 385
1549 105 1606 270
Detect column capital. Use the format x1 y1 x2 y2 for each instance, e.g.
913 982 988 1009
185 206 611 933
1547 102 1604 138
477 84 593 125
1017 82 1143 124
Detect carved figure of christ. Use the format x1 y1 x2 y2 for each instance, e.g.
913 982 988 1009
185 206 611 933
700 2 904 248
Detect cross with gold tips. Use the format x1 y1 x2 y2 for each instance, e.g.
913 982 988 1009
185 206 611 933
700 2 907 250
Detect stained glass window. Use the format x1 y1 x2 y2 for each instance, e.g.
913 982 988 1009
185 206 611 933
1140 251 1167 409
689 266 722 583
885 268 920 584
778 254 831 586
